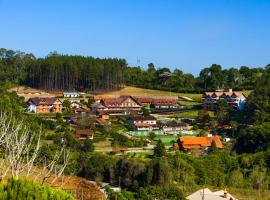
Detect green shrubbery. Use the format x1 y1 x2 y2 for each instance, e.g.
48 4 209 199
0 177 74 200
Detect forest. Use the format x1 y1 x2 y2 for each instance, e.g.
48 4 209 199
0 48 268 92
0 48 126 91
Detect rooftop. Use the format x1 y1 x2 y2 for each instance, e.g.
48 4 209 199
179 136 223 149
28 97 61 105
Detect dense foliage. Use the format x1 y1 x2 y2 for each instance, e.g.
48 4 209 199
0 48 268 93
125 63 267 93
0 177 74 200
0 48 126 91
233 70 270 154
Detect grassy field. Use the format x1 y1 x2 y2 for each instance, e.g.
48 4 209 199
156 136 178 144
173 110 215 118
99 86 202 100
226 187 270 200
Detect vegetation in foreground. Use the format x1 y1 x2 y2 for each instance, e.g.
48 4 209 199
0 48 270 199
0 177 73 200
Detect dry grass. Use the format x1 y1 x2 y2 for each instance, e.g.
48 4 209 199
228 187 270 200
98 86 202 100
9 86 252 103
0 160 105 200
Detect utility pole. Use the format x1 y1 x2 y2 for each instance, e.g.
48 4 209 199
202 188 204 200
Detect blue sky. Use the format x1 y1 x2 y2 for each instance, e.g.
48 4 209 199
0 0 270 75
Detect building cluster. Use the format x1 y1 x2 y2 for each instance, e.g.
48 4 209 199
202 88 246 110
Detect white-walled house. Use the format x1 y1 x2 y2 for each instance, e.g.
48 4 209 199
63 92 80 98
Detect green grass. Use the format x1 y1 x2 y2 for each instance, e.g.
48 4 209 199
173 110 214 118
155 136 178 145
178 100 201 106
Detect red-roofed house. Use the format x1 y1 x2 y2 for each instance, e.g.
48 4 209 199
92 96 142 115
177 136 223 152
136 97 183 110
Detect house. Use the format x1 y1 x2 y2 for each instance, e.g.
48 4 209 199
92 96 142 115
128 115 159 131
177 136 223 152
202 88 246 110
161 122 190 135
136 97 183 110
151 98 183 110
74 129 94 140
63 92 80 98
27 97 62 113
128 115 157 126
186 188 238 200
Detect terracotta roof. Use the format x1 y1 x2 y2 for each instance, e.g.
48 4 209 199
93 95 109 100
179 136 223 149
28 97 61 105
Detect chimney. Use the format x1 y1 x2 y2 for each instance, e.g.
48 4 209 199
224 188 228 198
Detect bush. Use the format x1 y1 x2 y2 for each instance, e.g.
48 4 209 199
0 177 74 200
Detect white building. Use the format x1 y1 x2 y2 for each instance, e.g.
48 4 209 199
63 92 80 98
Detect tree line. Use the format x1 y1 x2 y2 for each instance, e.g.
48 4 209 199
125 63 268 93
0 48 126 92
0 48 269 92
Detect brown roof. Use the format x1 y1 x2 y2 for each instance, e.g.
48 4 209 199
203 91 245 99
103 96 141 107
152 98 178 104
136 97 155 104
136 97 178 105
28 97 61 105
179 136 223 149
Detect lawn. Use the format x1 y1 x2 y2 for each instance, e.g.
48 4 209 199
173 110 215 118
156 136 178 144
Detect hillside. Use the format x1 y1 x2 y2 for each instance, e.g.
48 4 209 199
95 86 202 100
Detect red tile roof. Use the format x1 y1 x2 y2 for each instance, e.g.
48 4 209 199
179 136 223 149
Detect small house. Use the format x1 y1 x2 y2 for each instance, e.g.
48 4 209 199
63 92 80 98
177 136 223 152
27 97 62 113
